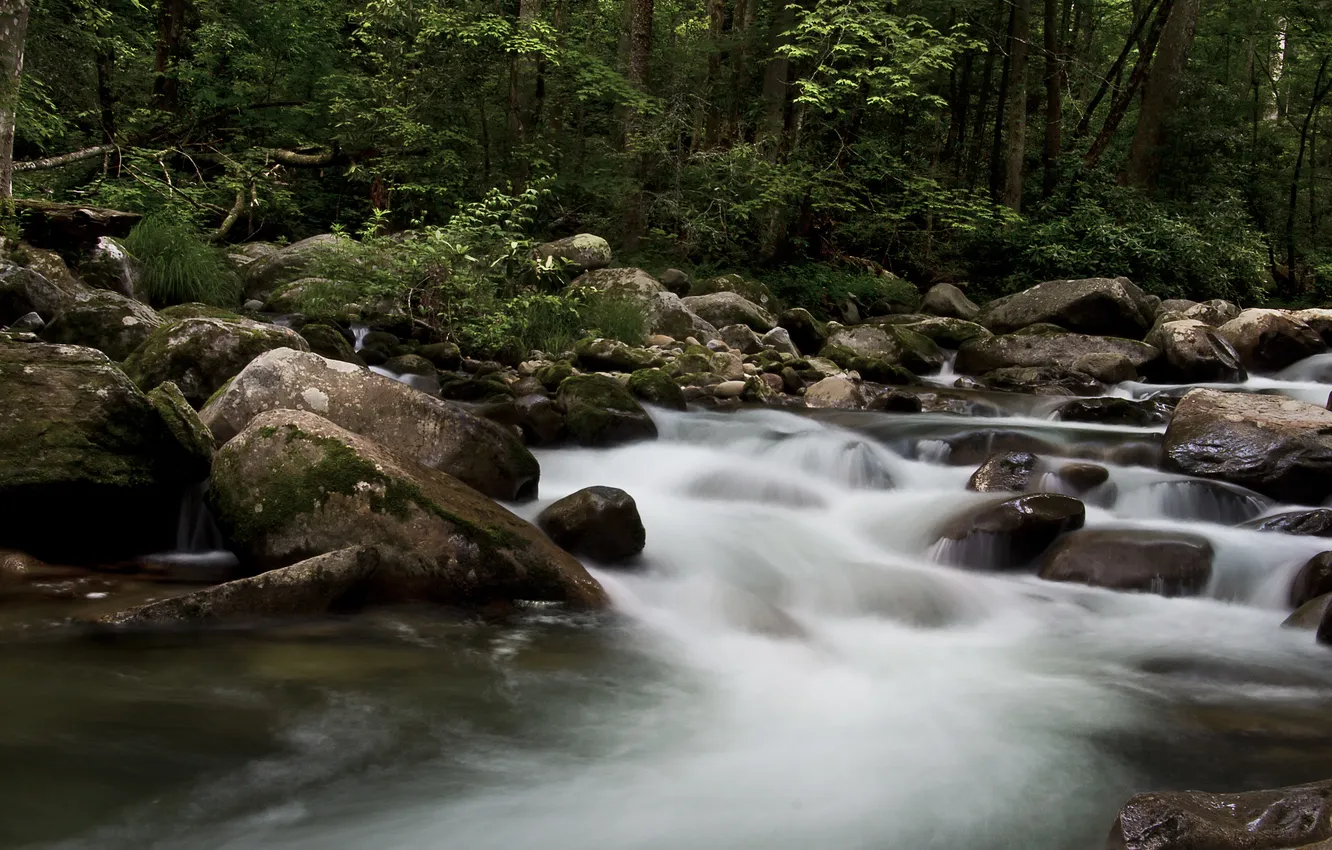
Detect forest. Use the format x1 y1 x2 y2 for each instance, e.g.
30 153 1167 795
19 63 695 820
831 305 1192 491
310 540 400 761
2 0 1330 320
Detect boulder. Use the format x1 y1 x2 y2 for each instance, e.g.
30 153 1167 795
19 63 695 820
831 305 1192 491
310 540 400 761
980 366 1103 397
659 268 691 296
418 342 462 371
935 494 1085 569
824 325 945 373
1217 309 1326 373
717 324 763 355
1183 298 1241 327
206 410 606 607
537 486 646 564
1052 397 1174 427
299 323 364 366
803 376 866 409
979 277 1155 338
79 236 145 302
242 234 343 300
1056 463 1110 493
0 339 211 561
682 292 776 332
1145 319 1247 384
157 303 247 322
147 381 215 472
123 317 310 407
627 368 687 411
691 274 776 310
955 332 1158 381
920 283 980 321
40 288 163 361
1108 780 1332 850
575 267 662 298
535 234 612 274
575 337 662 372
1157 298 1198 315
556 373 658 446
646 291 717 342
1285 593 1332 630
8 311 41 332
1241 508 1332 537
967 452 1038 493
1295 308 1332 346
512 394 568 445
778 308 827 356
1291 552 1332 608
1039 528 1213 596
201 348 539 501
890 316 991 349
1162 388 1332 505
439 374 513 402
761 327 800 357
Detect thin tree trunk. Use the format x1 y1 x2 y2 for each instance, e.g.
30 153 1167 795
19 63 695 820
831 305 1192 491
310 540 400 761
153 0 188 112
1072 0 1161 139
757 0 798 158
967 8 1000 187
1286 57 1332 293
990 2 1016 200
1002 0 1032 210
1083 0 1173 170
705 0 727 145
0 0 29 201
1042 0 1062 197
623 0 654 250
510 0 542 185
96 47 116 143
1122 0 1202 191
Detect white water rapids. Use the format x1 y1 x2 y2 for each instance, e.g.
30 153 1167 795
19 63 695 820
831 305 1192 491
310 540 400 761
13 362 1332 850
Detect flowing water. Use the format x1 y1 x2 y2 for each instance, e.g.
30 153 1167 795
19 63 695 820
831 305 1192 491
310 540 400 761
7 362 1332 849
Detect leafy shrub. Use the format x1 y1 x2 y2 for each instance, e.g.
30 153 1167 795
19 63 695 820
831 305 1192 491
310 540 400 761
122 211 241 307
487 290 648 359
767 263 921 319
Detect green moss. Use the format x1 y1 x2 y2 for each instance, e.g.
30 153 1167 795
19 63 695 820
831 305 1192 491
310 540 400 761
148 381 214 474
627 368 687 410
534 361 576 391
203 376 235 410
159 303 247 322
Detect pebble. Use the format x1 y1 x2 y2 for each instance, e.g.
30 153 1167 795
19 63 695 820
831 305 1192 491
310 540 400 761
714 380 747 399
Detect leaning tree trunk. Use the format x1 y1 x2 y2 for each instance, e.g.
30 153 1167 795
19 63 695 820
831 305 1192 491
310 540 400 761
1001 0 1032 211
0 0 29 201
1122 0 1202 192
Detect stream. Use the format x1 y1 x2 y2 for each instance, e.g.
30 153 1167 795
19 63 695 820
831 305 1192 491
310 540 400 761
6 364 1332 849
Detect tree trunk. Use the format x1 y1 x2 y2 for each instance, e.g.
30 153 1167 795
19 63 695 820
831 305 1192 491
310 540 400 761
1122 0 1202 192
757 0 798 158
153 0 188 112
1083 0 1173 170
96 47 116 144
1042 0 1062 197
967 3 1001 187
509 0 543 184
705 0 727 145
0 0 29 201
1002 0 1032 211
1073 0 1160 139
623 0 654 250
1286 57 1332 294
989 2 1015 200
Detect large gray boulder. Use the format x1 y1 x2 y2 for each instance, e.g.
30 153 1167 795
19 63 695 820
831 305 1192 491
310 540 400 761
242 234 342 301
201 348 540 501
205 410 607 608
920 283 980 321
79 237 146 302
824 324 945 373
535 234 612 274
979 277 1155 338
955 332 1158 382
645 291 717 342
39 287 163 361
1183 298 1241 327
0 338 211 561
1145 318 1247 384
682 291 777 332
1217 308 1326 373
1039 528 1213 596
575 267 662 298
0 262 74 324
1108 780 1332 850
123 317 310 406
1162 388 1332 505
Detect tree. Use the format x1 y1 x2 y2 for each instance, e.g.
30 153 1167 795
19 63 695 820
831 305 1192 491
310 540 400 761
1123 0 1203 191
0 0 27 201
1002 0 1032 210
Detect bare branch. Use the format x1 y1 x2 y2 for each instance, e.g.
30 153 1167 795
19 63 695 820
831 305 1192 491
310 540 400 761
14 144 117 172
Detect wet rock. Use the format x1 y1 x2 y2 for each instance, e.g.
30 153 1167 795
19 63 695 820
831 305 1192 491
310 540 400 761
1241 509 1332 537
8 311 42 331
1162 388 1332 505
1283 592 1332 629
1291 553 1332 608
1295 308 1332 346
778 308 827 356
956 332 1158 381
979 277 1156 338
512 393 568 445
683 291 776 332
206 410 606 606
824 325 945 373
381 354 440 394
718 324 763 355
1040 529 1213 596
868 390 924 413
936 494 1085 569
942 430 1058 466
535 233 612 273
537 486 646 564
1107 780 1332 850
890 315 992 349
967 451 1038 492
1217 309 1326 373
40 287 164 361
574 337 662 372
921 283 979 321
1052 397 1174 427
299 323 364 366
659 268 691 296
201 348 539 501
803 376 866 409
123 317 310 407
0 339 211 561
627 367 687 411
780 366 805 394
556 373 659 446
980 366 1102 397
1145 318 1247 384
1056 463 1110 493
242 234 342 301
418 342 462 371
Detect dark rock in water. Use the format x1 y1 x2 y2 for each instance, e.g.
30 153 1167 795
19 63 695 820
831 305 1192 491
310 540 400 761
0 339 212 561
513 394 568 445
557 374 658 446
1140 479 1268 525
1107 780 1332 850
936 494 1085 569
982 366 1103 396
1052 397 1174 427
1055 463 1110 494
921 283 979 321
943 430 1058 466
418 342 462 371
538 486 646 564
201 348 539 501
956 332 1158 382
968 452 1039 493
358 329 399 361
1284 592 1332 630
206 409 606 607
299 323 364 367
628 368 687 411
1101 440 1163 468
979 277 1156 338
1241 509 1332 537
1217 308 1326 373
659 268 692 296
1321 603 1332 646
1145 319 1246 384
383 353 438 382
123 317 311 407
868 390 924 413
778 308 827 356
1162 388 1332 505
1291 553 1332 609
438 374 514 402
1040 529 1213 596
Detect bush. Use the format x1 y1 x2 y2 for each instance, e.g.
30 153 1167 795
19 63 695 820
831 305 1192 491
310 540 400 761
121 212 241 307
767 263 921 320
477 290 648 360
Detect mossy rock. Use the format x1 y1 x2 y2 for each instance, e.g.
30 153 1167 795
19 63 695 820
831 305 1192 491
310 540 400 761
159 303 248 322
205 409 606 609
674 371 725 387
360 330 400 357
777 308 827 356
419 342 461 370
40 288 163 361
389 340 422 357
299 323 364 366
889 316 993 349
148 381 215 474
844 356 921 386
556 374 658 446
575 337 664 373
439 373 514 402
535 234 613 274
693 274 777 310
383 354 436 377
667 352 715 377
823 325 944 374
124 317 310 407
627 368 687 411
534 361 576 392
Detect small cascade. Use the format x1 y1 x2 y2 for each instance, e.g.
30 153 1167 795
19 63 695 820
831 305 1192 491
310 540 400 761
369 365 440 395
1117 478 1272 525
140 481 240 581
351 323 371 352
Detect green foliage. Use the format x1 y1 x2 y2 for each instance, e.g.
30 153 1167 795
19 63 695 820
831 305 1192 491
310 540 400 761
767 263 920 319
121 212 241 307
